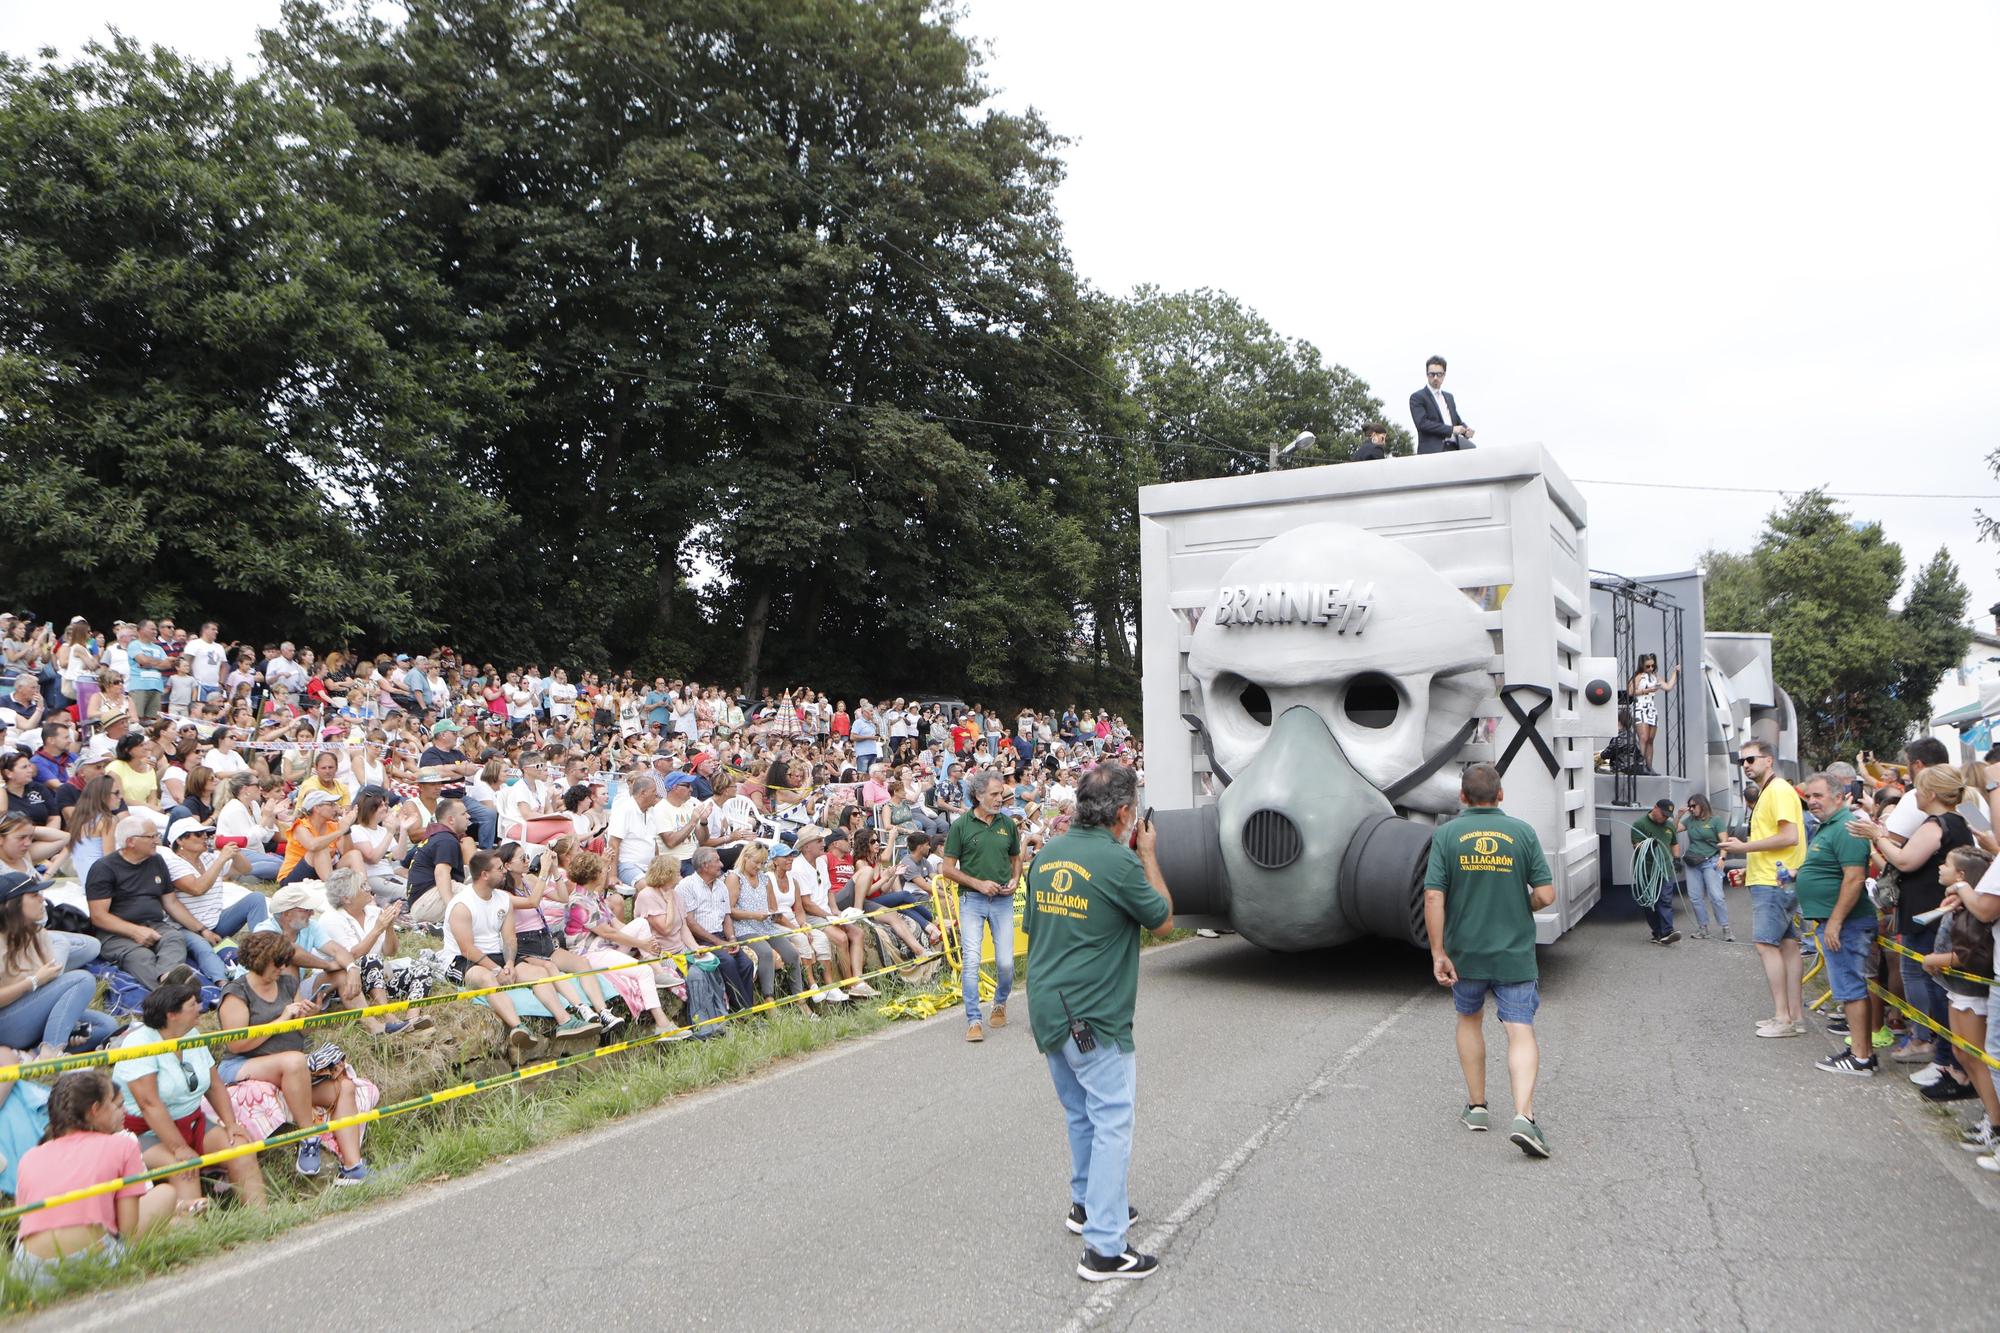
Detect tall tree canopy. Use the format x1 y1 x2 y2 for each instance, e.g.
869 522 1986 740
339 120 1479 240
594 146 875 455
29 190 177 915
1701 490 1970 761
0 1 1401 714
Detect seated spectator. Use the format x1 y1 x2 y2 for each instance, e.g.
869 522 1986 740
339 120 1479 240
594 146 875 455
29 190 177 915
0 810 73 897
11 1069 179 1283
293 749 351 811
267 882 359 1010
791 827 870 1000
0 871 120 1058
675 847 757 1010
159 817 274 982
214 932 368 1183
277 789 352 886
341 790 409 906
2 752 57 829
112 981 265 1209
406 797 472 925
318 868 431 1035
212 773 286 881
849 828 932 957
724 841 806 1001
563 850 681 1037
496 841 618 1030
442 849 598 1056
86 815 205 993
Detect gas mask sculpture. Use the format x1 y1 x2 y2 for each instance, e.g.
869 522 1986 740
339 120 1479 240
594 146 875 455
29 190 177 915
1152 522 1494 951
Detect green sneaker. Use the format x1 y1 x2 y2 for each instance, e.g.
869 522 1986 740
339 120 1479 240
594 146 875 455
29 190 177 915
1460 1104 1490 1132
1871 1027 1894 1051
1508 1115 1551 1158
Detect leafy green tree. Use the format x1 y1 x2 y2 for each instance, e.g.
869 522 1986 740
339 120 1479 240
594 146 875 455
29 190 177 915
0 37 507 641
1700 491 1970 760
1114 285 1410 478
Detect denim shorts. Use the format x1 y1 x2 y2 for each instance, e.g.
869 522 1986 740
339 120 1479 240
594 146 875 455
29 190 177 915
1750 886 1798 945
1814 916 1875 1003
1451 978 1540 1024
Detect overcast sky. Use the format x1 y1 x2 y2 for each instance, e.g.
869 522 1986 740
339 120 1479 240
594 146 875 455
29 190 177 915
8 1 1996 625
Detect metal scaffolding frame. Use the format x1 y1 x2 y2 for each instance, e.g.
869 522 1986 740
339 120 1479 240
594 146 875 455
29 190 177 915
1593 572 1686 805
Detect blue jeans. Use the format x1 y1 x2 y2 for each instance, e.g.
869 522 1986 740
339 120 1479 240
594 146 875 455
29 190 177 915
463 796 499 850
1643 889 1675 940
1046 1035 1138 1258
0 970 118 1051
184 894 278 981
1900 921 1959 1073
1684 857 1728 930
959 889 1014 1024
869 890 933 934
243 851 284 881
49 932 100 971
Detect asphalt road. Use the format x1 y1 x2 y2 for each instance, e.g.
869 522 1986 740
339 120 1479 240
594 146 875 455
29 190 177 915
37 891 2000 1332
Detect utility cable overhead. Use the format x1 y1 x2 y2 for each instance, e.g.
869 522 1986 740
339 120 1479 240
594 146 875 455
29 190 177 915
1573 478 1995 501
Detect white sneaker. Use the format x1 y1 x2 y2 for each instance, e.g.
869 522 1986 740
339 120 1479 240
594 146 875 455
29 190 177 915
1911 1063 1947 1088
1977 1154 2000 1174
821 987 850 1003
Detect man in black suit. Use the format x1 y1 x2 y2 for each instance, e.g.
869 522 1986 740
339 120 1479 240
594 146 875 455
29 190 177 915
1409 355 1475 454
1351 423 1389 462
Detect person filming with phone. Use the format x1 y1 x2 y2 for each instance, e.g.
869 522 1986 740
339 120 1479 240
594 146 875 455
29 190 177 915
1023 762 1174 1283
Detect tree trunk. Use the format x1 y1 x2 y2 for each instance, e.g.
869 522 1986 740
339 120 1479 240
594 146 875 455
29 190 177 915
1103 597 1133 671
740 579 772 699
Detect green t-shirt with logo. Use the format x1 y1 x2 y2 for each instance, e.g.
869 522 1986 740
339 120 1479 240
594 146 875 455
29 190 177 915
942 810 1020 886
1681 814 1726 861
1423 805 1551 985
1024 825 1170 1054
1793 807 1870 919
1629 813 1679 857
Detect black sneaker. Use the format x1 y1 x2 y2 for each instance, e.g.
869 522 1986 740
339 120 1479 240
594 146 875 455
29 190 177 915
1825 1014 1850 1035
1814 1050 1876 1077
1660 930 1682 945
1077 1247 1159 1282
1921 1073 1978 1102
1065 1202 1139 1235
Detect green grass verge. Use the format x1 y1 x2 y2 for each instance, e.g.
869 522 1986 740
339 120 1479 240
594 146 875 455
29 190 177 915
0 994 908 1314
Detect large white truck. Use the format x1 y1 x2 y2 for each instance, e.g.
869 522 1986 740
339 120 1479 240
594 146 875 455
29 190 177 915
1139 444 1623 951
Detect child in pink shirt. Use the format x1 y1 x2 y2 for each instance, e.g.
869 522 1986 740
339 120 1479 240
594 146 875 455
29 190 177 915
13 1070 178 1281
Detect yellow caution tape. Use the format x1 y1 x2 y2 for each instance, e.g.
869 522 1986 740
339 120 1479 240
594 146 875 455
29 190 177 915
0 955 927 1222
1875 932 1997 987
1867 980 2000 1073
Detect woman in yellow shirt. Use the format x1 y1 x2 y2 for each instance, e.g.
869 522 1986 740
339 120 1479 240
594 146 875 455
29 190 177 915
104 735 161 812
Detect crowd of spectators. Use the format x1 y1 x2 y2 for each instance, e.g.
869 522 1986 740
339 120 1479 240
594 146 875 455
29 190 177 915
0 609 1140 1280
1637 735 2000 1176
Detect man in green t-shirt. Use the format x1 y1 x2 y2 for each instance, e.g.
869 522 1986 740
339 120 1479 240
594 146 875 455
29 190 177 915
1024 762 1172 1282
1628 799 1684 945
1424 762 1556 1158
1795 769 1880 1076
940 771 1021 1041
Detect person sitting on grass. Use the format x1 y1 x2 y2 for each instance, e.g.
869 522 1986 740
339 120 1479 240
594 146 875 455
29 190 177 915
214 931 369 1185
318 868 432 1036
563 850 683 1039
498 841 621 1033
792 826 870 1001
159 816 274 983
444 849 599 1061
267 882 361 1011
850 827 933 958
724 840 806 1001
10 1069 181 1284
0 871 121 1059
112 980 266 1210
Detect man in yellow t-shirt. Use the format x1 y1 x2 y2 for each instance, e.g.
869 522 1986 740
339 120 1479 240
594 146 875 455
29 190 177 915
1721 740 1807 1036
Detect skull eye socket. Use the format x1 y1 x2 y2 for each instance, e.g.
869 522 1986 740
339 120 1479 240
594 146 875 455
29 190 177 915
1239 681 1272 726
1343 673 1401 730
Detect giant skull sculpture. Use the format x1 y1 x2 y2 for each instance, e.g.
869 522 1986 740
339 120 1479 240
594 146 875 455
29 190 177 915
1188 521 1492 815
